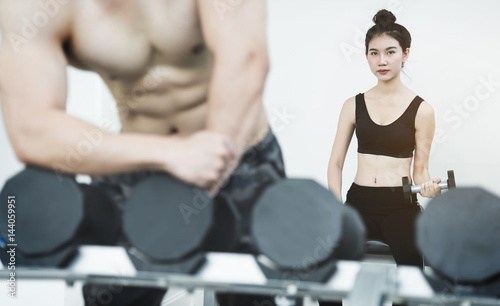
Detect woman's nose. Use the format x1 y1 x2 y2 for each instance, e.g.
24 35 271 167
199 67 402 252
378 56 387 66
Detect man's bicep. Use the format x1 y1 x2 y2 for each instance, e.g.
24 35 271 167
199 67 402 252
0 41 68 114
0 0 71 112
196 0 267 56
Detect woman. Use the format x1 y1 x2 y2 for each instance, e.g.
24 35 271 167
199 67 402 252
327 9 441 268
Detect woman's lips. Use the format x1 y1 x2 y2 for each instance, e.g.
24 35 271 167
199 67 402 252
378 69 389 75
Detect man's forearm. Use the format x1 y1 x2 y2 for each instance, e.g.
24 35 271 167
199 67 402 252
205 52 269 156
8 109 174 175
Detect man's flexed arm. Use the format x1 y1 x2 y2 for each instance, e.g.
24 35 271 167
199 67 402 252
0 1 233 188
197 0 270 156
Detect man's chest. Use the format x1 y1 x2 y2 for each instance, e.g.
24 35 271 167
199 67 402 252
66 0 206 78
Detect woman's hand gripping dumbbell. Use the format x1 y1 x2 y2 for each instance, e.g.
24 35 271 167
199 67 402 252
402 170 456 203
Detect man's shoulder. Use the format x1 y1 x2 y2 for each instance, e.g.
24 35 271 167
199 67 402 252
0 0 75 45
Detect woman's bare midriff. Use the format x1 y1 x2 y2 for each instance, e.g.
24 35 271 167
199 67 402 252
354 153 412 186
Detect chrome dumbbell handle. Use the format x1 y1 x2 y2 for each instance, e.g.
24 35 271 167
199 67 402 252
410 181 449 194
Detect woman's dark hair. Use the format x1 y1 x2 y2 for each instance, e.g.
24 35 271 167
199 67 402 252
365 9 412 54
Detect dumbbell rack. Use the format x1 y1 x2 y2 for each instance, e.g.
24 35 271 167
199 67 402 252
1 246 499 306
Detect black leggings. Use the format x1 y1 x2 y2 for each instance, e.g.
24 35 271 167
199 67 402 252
318 184 423 306
346 183 423 267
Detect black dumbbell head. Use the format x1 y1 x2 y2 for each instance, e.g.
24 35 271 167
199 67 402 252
416 187 500 282
251 178 344 271
334 205 366 260
0 166 84 258
402 176 412 201
447 170 456 189
123 174 213 262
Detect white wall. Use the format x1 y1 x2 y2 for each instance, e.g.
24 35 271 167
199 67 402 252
1 0 500 205
265 0 500 205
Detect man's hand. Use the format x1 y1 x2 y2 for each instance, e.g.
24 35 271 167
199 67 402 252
165 131 236 190
419 178 442 198
206 155 240 197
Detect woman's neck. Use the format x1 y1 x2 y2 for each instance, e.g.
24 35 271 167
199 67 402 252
375 76 405 96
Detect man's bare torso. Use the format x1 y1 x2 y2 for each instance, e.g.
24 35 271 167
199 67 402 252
64 0 266 138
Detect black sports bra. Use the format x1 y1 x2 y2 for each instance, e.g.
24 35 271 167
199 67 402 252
355 93 424 158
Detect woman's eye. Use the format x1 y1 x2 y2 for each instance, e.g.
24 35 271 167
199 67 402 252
371 52 378 56
388 51 395 55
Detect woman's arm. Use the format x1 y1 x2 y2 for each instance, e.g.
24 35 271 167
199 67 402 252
327 97 356 202
413 101 441 197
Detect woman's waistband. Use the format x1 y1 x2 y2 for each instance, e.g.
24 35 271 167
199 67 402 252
346 182 418 212
349 182 403 191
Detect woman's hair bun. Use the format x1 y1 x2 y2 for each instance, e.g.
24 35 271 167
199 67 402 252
373 9 396 27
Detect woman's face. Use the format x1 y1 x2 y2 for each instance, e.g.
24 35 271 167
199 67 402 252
366 34 409 81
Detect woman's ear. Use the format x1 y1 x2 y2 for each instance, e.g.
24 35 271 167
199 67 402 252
403 48 410 63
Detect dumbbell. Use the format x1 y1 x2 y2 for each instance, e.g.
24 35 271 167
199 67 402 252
0 167 238 273
402 170 456 203
0 166 120 267
417 188 500 284
122 173 240 274
250 178 366 282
